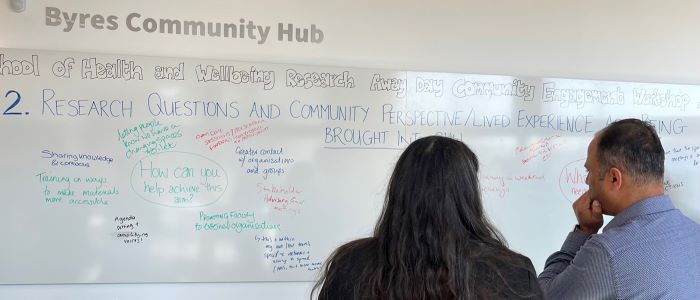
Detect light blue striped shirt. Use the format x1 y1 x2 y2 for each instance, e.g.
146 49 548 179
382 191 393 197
539 195 700 299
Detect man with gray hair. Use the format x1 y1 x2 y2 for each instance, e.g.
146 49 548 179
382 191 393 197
539 118 700 299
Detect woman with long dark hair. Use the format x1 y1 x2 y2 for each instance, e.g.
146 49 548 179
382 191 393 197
313 136 543 300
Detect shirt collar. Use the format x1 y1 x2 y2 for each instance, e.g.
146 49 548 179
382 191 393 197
603 194 676 232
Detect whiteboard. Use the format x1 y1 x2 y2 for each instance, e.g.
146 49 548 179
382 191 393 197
1 48 699 284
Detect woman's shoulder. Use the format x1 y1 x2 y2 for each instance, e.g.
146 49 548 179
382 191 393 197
316 238 376 300
331 237 376 266
471 245 543 299
336 237 375 251
505 250 536 270
476 245 535 271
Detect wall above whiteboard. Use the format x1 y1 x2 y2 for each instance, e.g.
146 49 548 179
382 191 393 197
1 0 699 84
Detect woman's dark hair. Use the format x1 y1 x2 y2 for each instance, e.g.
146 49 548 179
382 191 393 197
313 136 536 299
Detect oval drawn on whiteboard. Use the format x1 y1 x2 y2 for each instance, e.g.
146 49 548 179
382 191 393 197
130 151 228 208
558 158 588 203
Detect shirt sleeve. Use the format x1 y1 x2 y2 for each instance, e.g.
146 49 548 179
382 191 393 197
538 229 616 299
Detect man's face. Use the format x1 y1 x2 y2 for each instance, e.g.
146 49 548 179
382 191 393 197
585 136 606 210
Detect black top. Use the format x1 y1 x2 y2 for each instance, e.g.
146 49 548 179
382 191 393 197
318 238 544 300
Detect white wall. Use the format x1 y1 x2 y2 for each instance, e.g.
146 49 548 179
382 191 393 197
2 0 699 84
1 0 699 299
0 282 312 300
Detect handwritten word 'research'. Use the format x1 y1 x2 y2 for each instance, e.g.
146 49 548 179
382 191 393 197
286 69 355 89
42 89 133 118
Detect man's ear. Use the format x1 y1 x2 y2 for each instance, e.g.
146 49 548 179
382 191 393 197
608 167 623 190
